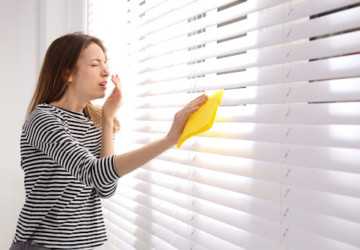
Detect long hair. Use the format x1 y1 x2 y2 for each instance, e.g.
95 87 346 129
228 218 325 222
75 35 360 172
26 32 120 133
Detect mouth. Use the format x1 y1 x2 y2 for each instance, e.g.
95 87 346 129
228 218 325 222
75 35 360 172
99 81 107 88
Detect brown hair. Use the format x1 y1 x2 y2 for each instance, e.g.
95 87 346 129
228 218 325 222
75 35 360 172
26 32 120 133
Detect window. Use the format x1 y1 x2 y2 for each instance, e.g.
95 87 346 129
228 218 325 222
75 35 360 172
87 0 360 249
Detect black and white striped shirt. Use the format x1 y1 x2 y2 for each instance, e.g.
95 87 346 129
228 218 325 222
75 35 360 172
13 103 120 249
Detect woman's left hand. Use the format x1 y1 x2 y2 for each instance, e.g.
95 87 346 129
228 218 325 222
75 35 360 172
166 94 208 145
102 74 122 122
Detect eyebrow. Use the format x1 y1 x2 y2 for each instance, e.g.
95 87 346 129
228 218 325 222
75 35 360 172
90 58 107 63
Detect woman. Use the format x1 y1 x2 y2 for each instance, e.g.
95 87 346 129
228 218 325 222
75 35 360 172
10 32 207 249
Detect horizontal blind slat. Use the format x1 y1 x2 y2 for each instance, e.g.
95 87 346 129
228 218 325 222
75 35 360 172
131 51 360 84
129 122 360 148
132 77 360 107
131 102 360 125
134 71 359 97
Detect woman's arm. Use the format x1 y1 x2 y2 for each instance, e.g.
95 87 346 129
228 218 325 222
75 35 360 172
113 94 207 176
114 136 173 176
100 118 115 158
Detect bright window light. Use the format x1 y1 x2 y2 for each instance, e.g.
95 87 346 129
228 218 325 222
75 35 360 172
87 0 360 249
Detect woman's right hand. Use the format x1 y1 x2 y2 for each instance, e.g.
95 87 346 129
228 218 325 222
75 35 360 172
102 74 122 122
166 94 208 145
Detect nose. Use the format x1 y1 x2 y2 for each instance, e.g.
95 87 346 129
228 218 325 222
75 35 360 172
102 65 110 77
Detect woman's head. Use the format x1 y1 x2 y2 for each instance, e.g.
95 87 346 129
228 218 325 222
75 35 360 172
28 32 107 112
61 39 111 104
26 32 120 133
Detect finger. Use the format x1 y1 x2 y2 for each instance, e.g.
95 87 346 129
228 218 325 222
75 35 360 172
179 104 201 119
186 95 207 109
111 74 119 83
112 74 122 90
189 94 206 103
186 106 200 116
109 78 123 101
111 75 118 86
116 75 122 89
187 94 207 106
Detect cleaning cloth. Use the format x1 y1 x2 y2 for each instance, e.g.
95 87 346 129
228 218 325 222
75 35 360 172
177 89 223 148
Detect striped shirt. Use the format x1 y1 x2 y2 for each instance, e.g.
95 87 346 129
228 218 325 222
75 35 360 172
13 103 120 249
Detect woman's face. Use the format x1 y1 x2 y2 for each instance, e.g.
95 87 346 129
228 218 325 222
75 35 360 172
68 42 110 102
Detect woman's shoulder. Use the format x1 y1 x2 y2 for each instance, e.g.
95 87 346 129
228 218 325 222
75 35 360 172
24 103 64 130
31 103 62 118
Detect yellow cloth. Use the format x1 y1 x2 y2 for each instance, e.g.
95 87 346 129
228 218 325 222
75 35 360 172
177 89 223 148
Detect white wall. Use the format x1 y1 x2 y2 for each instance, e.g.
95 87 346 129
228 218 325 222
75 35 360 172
0 0 84 248
0 0 39 248
39 0 85 64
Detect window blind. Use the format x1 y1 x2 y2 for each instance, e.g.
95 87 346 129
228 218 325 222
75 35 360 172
87 0 360 249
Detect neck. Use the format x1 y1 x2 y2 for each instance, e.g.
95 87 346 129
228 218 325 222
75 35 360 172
50 94 87 113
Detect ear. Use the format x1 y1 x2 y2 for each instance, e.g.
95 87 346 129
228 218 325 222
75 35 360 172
62 69 73 83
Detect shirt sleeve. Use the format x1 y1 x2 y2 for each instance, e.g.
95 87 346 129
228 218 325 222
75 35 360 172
23 110 120 197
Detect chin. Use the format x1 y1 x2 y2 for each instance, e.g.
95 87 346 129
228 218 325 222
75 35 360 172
90 94 106 102
97 92 106 99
